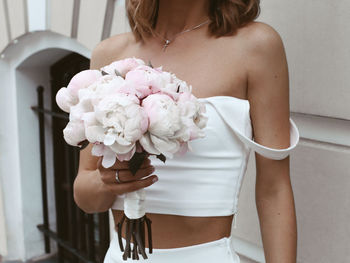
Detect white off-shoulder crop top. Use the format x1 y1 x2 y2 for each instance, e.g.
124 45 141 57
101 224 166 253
111 96 300 221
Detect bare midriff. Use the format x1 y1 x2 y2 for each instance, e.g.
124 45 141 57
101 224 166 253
111 209 234 249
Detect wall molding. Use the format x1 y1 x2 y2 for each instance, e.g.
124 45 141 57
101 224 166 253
22 0 28 33
3 0 11 41
71 0 80 38
291 111 350 148
101 0 116 40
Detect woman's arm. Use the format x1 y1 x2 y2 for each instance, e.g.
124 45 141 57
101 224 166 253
245 22 297 263
73 37 123 213
74 143 116 213
73 34 157 213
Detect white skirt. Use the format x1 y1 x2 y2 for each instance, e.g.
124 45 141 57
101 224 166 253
103 229 240 263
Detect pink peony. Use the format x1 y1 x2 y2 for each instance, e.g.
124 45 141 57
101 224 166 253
55 69 102 113
100 57 146 78
124 64 167 99
67 70 102 97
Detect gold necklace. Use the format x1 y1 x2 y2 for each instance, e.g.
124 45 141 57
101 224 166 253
153 19 210 52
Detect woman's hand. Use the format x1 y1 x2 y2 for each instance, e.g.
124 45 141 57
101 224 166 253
97 155 158 196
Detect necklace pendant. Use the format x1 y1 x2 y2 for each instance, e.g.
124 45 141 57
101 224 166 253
162 39 171 52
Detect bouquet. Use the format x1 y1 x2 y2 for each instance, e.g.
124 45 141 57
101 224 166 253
55 57 208 260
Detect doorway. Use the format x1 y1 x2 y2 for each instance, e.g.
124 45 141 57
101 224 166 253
34 52 110 262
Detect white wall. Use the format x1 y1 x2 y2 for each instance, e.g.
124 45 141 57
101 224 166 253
0 31 89 261
0 169 8 256
15 64 55 259
231 1 350 262
0 49 25 260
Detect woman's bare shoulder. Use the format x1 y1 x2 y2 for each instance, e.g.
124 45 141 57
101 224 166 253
90 32 135 70
237 21 285 56
221 21 286 77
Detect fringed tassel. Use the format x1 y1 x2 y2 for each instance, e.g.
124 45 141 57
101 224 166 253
117 213 153 260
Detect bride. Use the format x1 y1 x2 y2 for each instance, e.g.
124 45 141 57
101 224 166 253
73 0 298 262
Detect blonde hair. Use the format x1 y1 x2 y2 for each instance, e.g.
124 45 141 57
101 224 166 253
126 0 261 42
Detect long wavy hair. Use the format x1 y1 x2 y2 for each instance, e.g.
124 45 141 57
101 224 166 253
126 0 261 42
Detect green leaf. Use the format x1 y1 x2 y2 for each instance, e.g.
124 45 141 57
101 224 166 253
156 153 166 163
129 151 148 175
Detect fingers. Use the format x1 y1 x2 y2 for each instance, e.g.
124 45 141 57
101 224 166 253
119 165 155 182
109 174 158 195
97 155 158 195
100 165 155 184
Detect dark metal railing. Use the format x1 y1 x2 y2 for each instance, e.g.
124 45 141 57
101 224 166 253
31 86 110 263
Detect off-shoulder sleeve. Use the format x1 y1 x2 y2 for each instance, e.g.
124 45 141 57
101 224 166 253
204 98 300 160
235 117 300 160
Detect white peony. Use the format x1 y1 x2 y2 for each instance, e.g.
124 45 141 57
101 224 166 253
85 93 148 165
139 93 184 158
177 91 208 141
158 72 192 101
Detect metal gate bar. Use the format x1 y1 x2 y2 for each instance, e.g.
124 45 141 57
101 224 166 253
34 85 51 253
31 85 110 263
37 224 95 263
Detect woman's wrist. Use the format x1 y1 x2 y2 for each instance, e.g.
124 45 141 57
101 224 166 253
90 169 118 212
74 169 116 213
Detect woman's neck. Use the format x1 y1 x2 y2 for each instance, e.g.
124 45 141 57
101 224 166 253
155 0 210 39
